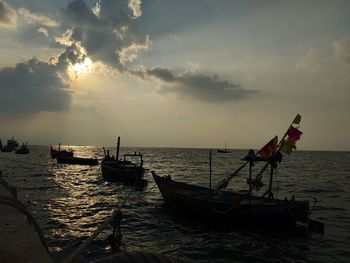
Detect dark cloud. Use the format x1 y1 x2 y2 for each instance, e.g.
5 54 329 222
59 0 149 70
0 58 71 114
57 0 253 103
0 0 16 27
145 68 256 102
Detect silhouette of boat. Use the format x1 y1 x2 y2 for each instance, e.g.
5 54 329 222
152 171 309 228
15 143 29 154
1 136 19 152
152 115 324 232
50 143 74 158
101 137 146 187
217 141 231 153
56 155 98 166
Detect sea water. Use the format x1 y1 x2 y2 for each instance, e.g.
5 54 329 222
1 146 349 262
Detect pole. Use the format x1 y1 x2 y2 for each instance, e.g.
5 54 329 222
209 149 212 197
116 136 120 161
267 161 274 199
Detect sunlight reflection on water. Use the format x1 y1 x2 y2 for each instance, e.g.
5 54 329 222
1 146 350 262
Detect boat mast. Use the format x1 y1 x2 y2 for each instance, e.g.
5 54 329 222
266 161 275 199
209 149 212 197
263 114 301 199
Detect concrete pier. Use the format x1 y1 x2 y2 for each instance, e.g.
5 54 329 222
0 171 52 263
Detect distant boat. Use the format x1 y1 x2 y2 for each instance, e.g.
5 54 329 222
57 155 98 166
15 143 30 154
217 141 231 153
1 136 19 152
101 137 147 187
50 143 74 158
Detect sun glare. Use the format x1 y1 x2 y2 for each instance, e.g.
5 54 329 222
71 57 93 76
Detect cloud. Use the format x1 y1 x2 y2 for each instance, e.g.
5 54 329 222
128 0 142 18
59 0 150 70
0 0 16 28
57 0 251 103
144 68 256 102
17 8 59 27
296 36 350 72
295 48 325 72
37 26 48 37
333 37 350 64
0 58 71 114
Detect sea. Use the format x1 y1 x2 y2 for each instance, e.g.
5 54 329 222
0 146 349 262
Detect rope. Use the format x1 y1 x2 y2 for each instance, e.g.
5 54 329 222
212 194 251 214
0 195 49 253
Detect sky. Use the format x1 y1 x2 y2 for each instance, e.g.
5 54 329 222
0 0 349 151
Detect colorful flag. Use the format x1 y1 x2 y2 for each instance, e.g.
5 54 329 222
280 139 296 155
292 114 301 125
258 136 278 158
287 126 303 143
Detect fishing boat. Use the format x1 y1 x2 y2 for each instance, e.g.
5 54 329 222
15 143 29 154
1 136 19 152
217 141 231 153
56 155 98 166
50 143 74 158
152 115 324 232
101 137 147 187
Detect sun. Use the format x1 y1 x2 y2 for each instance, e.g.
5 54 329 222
71 57 93 76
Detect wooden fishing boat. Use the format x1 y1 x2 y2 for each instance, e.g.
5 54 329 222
153 115 324 232
101 158 146 186
15 143 29 154
152 171 309 227
101 137 147 187
50 144 74 159
56 156 98 166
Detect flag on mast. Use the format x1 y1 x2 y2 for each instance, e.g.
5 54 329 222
280 115 303 155
257 136 278 158
287 126 303 143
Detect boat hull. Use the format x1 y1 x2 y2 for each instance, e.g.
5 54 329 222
152 172 309 228
50 147 74 159
15 149 29 154
101 161 147 187
57 156 98 166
